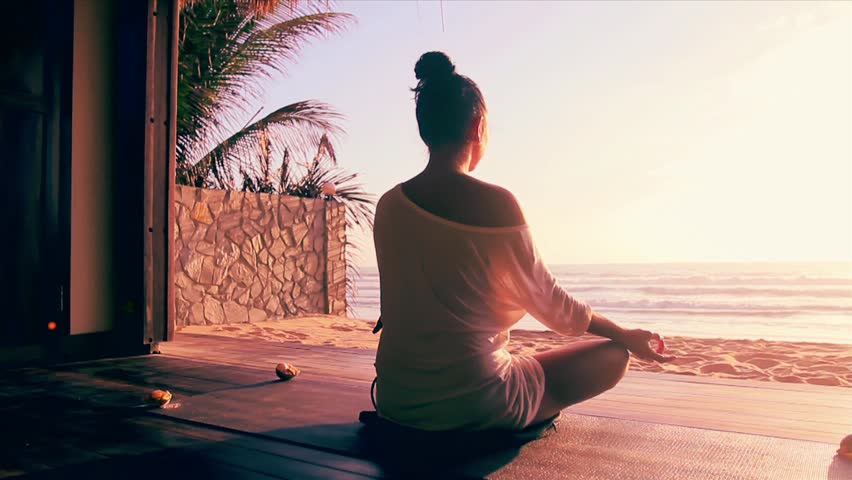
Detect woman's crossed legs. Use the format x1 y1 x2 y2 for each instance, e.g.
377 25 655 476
529 339 630 424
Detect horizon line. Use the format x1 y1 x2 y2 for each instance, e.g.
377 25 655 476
355 259 852 269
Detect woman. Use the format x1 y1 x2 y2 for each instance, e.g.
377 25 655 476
372 52 674 432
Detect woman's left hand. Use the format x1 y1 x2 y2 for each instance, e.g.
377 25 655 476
616 328 676 363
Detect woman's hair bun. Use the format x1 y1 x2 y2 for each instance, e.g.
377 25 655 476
414 51 456 81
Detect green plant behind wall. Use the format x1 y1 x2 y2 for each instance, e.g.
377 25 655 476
176 0 352 189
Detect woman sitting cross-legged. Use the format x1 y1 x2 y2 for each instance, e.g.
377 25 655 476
372 51 674 433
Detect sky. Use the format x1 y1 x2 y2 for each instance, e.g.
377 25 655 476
256 0 852 266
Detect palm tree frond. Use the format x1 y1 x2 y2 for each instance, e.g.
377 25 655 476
180 0 288 15
191 100 342 189
312 133 337 166
177 0 353 180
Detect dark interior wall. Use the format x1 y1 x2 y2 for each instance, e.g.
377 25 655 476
70 0 115 335
70 0 150 343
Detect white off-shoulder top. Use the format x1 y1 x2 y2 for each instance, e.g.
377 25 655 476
373 184 592 431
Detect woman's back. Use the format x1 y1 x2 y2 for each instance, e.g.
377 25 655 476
373 184 546 430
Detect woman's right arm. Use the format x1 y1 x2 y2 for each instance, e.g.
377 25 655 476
505 232 593 337
587 311 674 363
503 222 673 363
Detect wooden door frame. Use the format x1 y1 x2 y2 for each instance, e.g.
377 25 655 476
144 0 178 346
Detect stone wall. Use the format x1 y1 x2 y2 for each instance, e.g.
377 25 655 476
174 185 346 326
325 197 347 316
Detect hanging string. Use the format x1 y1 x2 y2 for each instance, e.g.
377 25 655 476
440 0 445 32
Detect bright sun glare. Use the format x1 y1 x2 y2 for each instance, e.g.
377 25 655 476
505 4 852 264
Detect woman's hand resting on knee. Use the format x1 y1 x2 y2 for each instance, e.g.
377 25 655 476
587 312 675 363
615 329 676 363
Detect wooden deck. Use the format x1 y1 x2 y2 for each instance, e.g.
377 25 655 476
164 333 852 444
1 332 849 479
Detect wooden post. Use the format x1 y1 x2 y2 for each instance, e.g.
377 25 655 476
165 0 179 341
144 0 178 346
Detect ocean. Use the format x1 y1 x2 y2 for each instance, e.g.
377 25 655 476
348 262 852 345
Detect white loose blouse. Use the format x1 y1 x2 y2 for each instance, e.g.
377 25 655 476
373 184 593 431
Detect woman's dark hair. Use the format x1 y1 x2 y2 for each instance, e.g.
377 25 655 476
413 51 487 148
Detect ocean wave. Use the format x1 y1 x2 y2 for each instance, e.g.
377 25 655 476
353 282 851 299
543 285 852 298
553 275 852 286
348 297 852 316
586 298 852 314
634 286 852 298
357 274 852 287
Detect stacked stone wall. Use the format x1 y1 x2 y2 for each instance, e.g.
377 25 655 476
174 185 346 326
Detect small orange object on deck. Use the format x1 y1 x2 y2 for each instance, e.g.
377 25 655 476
146 389 173 407
275 363 300 381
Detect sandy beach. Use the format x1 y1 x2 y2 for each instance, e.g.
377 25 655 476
178 315 852 388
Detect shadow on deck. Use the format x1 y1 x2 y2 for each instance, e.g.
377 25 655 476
1 334 850 479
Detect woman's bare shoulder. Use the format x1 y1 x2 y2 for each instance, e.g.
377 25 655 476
461 178 527 228
402 176 526 228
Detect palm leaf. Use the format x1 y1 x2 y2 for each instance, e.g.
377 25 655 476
177 0 352 183
312 133 337 166
181 0 335 15
180 0 292 15
189 100 342 189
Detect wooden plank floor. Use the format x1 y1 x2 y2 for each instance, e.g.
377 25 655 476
163 333 852 444
0 358 387 479
138 362 845 480
3 336 850 479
